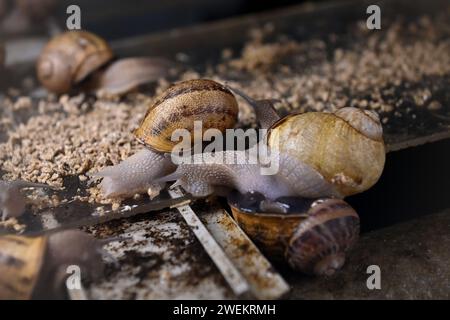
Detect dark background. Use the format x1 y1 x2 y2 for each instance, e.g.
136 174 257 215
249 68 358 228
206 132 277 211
16 0 330 40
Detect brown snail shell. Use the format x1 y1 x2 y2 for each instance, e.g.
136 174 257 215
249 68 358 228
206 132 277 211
37 30 113 94
134 79 239 153
286 198 359 275
228 193 359 276
267 107 385 196
0 234 47 299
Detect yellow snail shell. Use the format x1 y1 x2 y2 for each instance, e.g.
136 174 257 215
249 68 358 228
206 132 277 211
134 79 239 153
267 107 385 196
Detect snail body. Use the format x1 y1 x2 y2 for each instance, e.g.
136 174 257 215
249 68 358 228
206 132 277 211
160 148 339 200
93 79 239 199
228 193 359 276
0 230 104 299
37 30 113 94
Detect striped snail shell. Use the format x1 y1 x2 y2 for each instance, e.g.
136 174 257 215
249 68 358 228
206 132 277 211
228 192 359 276
226 87 386 197
37 30 113 94
134 79 239 153
93 79 239 199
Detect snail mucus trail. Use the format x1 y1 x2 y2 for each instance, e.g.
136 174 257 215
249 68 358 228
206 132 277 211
93 81 385 275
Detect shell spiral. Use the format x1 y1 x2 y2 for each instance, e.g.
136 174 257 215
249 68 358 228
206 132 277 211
37 31 113 94
286 198 360 276
134 79 239 153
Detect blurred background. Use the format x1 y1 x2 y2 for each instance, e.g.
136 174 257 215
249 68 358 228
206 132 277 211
0 0 325 40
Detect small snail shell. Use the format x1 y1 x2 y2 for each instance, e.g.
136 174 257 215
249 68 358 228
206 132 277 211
37 31 113 94
267 108 385 196
0 230 104 299
134 79 239 153
228 193 359 276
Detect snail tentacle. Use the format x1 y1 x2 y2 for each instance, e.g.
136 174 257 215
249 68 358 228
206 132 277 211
226 85 281 129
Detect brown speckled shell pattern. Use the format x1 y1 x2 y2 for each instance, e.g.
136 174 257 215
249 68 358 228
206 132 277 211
286 199 360 274
134 79 239 153
0 235 47 299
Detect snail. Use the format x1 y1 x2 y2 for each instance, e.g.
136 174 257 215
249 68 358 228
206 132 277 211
228 86 386 196
37 30 173 96
227 192 359 276
0 180 52 221
37 30 114 94
164 87 385 199
0 230 104 299
91 79 239 199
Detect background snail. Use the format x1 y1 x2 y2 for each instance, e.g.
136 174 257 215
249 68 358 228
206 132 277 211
0 230 104 299
228 192 360 276
0 180 52 221
92 79 239 199
37 30 173 96
37 30 114 94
